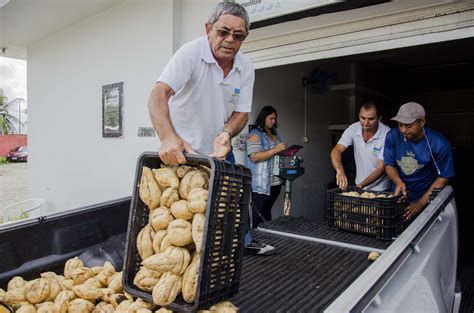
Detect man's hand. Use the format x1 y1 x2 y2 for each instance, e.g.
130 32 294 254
336 172 348 191
404 194 429 220
331 144 348 190
403 200 424 220
394 182 407 198
159 135 196 165
210 131 232 159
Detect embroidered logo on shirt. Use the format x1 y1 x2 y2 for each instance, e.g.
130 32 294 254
372 147 381 156
396 151 424 175
229 88 240 105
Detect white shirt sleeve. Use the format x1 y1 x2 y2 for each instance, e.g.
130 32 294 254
378 145 384 160
157 42 197 93
337 124 355 148
234 57 254 113
378 125 390 160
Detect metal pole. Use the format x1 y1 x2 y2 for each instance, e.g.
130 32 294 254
283 180 292 215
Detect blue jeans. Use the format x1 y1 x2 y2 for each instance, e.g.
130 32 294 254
226 152 253 246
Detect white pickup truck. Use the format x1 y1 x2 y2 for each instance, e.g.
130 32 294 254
0 186 460 312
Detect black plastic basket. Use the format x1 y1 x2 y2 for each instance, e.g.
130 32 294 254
326 187 408 240
123 152 251 312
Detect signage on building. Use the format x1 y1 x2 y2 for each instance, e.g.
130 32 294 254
236 0 342 23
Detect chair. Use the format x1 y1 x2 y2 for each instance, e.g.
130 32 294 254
1 198 45 224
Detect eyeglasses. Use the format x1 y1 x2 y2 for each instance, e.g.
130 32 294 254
213 26 247 42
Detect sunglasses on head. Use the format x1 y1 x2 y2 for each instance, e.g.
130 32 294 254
213 26 247 42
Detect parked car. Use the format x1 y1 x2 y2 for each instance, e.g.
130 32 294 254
6 146 28 162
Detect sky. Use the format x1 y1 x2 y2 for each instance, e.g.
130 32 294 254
0 56 28 133
0 56 27 101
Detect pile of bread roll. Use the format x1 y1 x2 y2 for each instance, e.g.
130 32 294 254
0 257 237 312
341 191 392 199
0 163 239 312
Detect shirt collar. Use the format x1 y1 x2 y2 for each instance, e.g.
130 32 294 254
200 36 242 71
356 122 384 140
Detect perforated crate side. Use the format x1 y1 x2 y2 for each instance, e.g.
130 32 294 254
326 187 407 240
123 153 250 312
197 159 251 309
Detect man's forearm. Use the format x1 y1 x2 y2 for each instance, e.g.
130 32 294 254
359 168 384 188
358 160 385 188
385 165 403 185
418 177 449 205
330 149 345 175
223 112 248 137
148 84 177 141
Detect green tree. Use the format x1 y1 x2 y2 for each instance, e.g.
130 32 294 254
0 88 21 134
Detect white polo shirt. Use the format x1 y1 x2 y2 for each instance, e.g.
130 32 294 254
338 122 391 191
158 36 255 155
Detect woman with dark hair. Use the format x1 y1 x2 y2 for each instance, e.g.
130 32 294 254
246 106 287 229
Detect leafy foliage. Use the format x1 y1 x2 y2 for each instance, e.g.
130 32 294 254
0 156 8 164
0 89 21 134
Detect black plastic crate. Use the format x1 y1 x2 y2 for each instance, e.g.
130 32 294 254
326 187 408 240
123 152 251 312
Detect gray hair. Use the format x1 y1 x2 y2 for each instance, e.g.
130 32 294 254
208 1 250 32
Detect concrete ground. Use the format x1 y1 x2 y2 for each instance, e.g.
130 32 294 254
0 162 28 213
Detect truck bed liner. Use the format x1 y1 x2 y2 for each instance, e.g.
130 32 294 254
0 198 130 287
230 231 372 312
259 216 392 250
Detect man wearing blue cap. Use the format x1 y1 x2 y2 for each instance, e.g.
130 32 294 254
383 102 455 220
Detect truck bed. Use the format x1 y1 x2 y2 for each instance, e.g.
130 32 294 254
230 217 392 312
0 198 130 287
0 201 392 311
258 215 392 250
459 256 474 313
232 231 373 312
2 188 470 312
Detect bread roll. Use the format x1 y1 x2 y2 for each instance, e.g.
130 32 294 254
167 219 193 246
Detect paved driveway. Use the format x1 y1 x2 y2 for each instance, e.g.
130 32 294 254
0 162 28 211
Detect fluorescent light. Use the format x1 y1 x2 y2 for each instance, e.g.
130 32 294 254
0 0 10 8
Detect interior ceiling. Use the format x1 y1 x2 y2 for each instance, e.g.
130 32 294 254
300 37 474 93
357 38 474 93
0 0 121 60
346 37 474 70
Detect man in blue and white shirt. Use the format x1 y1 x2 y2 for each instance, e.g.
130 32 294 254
331 101 390 191
384 102 454 220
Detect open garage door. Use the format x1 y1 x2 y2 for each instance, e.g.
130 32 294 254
248 36 474 313
240 2 474 311
240 0 473 254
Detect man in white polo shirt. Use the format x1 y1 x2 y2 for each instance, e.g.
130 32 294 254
330 101 390 191
148 2 253 165
148 2 274 255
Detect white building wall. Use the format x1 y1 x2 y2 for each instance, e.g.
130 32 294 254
28 0 176 213
174 0 217 50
